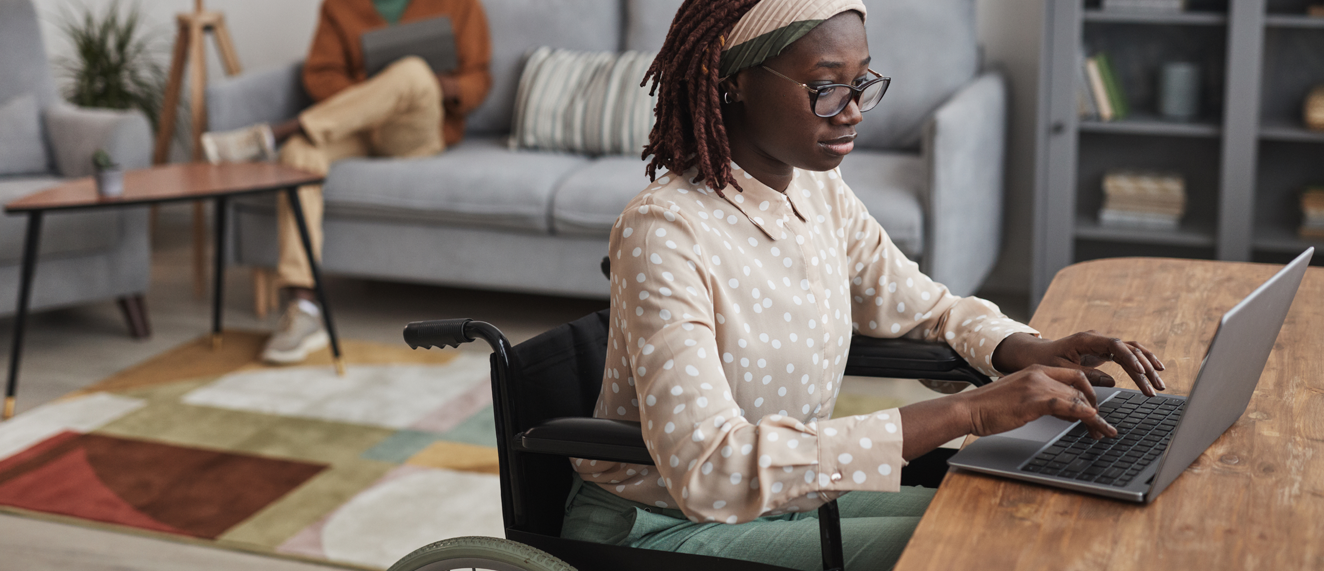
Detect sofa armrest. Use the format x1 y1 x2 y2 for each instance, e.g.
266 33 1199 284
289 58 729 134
206 62 310 132
43 104 152 178
922 71 1008 297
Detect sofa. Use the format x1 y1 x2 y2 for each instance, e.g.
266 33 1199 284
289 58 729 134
0 0 152 324
207 0 1005 299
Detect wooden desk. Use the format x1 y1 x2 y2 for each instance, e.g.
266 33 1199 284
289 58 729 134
896 258 1324 570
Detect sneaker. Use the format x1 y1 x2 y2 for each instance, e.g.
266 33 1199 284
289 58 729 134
263 300 329 365
201 123 277 164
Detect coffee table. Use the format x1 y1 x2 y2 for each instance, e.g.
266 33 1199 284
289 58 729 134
2 162 343 419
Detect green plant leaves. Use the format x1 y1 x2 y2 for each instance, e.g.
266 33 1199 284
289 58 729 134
55 0 167 130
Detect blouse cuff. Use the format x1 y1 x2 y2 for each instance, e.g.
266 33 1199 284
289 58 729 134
812 409 905 494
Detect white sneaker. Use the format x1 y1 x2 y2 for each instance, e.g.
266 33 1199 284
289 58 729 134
201 123 278 164
263 300 329 365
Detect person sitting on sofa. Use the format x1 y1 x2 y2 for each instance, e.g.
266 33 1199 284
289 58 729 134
203 0 492 364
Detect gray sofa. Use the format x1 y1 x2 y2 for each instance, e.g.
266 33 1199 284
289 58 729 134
0 0 152 320
208 0 1004 299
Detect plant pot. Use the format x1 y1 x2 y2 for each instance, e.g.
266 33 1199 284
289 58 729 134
95 168 124 198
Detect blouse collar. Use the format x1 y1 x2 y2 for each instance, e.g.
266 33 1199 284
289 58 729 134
718 163 809 241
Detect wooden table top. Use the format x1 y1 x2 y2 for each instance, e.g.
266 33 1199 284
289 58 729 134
896 257 1324 571
4 163 323 213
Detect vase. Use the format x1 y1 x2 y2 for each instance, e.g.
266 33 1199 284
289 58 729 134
95 168 124 197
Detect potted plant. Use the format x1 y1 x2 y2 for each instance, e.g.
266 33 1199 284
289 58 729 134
92 149 124 197
57 0 166 131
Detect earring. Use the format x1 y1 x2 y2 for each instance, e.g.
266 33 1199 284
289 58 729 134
723 91 736 105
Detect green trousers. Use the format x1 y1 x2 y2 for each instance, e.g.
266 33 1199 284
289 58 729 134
561 476 935 571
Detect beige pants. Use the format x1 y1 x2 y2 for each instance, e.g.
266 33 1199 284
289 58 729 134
276 56 445 289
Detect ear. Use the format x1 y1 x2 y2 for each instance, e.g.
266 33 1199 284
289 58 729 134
720 79 741 104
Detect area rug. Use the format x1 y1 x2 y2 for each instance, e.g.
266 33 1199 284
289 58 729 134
0 332 502 570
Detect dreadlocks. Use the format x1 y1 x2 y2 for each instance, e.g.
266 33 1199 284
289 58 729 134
641 0 762 198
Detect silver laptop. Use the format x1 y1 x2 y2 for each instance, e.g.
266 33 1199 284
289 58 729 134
362 16 458 77
948 248 1313 502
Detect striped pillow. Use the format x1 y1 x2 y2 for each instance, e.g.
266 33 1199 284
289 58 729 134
510 47 658 156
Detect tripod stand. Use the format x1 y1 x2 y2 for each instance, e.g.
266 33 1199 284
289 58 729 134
152 0 243 297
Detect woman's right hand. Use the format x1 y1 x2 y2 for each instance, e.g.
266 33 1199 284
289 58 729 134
958 365 1118 440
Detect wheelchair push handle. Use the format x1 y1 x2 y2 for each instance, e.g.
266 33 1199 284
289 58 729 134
404 319 477 350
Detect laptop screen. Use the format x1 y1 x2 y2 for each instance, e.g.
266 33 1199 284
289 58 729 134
361 16 458 77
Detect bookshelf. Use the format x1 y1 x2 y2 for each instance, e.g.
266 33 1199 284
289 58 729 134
1032 0 1324 306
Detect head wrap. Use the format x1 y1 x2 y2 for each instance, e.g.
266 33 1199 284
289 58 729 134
717 0 868 79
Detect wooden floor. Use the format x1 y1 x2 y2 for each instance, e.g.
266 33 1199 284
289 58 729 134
0 202 1028 570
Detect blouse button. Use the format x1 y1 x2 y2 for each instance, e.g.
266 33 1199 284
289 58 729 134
831 473 842 482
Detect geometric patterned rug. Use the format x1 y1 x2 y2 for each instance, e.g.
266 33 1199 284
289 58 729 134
0 331 502 570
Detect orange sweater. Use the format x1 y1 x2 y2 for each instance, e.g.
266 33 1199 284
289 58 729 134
303 0 493 146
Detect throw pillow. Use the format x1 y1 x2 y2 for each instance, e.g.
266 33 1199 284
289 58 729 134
510 47 657 156
0 93 49 175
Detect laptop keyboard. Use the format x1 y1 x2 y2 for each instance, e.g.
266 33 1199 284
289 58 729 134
1020 392 1186 487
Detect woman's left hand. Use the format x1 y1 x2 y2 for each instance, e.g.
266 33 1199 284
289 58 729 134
991 332 1167 397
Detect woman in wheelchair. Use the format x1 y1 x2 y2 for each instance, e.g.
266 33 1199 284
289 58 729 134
555 1 1167 569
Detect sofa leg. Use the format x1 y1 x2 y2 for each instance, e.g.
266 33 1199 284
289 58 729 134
253 268 280 319
253 268 269 319
117 295 152 339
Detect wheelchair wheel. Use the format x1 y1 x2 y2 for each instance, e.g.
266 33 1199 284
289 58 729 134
388 536 577 571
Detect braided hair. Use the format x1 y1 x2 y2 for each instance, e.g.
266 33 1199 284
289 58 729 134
641 0 762 198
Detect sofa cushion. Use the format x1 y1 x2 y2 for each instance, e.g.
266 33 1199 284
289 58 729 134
510 48 656 156
0 94 48 176
0 0 57 111
554 151 925 259
0 176 121 264
856 0 977 151
838 150 926 259
551 155 652 236
321 137 589 233
624 0 683 52
467 0 623 136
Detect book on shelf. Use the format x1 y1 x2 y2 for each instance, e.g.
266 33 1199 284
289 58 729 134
1099 170 1186 230
1300 186 1324 240
1095 54 1129 120
1080 53 1128 122
1077 52 1099 120
1102 0 1186 12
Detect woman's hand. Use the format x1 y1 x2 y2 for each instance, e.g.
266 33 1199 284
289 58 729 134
991 332 1167 397
958 365 1118 440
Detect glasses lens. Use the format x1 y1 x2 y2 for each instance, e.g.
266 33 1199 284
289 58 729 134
859 79 887 113
814 86 852 117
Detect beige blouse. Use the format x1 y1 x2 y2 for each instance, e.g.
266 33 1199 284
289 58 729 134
574 163 1038 524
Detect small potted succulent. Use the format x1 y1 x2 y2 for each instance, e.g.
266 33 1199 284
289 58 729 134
92 149 124 197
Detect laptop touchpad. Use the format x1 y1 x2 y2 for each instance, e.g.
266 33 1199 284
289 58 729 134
997 415 1073 442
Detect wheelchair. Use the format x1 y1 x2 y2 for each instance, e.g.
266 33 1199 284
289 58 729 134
391 306 990 571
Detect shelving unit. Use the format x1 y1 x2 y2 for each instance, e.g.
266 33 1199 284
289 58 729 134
1032 0 1324 306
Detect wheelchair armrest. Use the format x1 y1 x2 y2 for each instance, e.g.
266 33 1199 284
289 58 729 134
844 336 993 386
516 418 655 466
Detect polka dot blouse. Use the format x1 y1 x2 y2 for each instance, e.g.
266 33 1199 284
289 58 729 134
574 163 1038 524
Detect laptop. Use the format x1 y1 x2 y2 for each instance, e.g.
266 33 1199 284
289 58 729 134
948 248 1314 502
361 16 458 78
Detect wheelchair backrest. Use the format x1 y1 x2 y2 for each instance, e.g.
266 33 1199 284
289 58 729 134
501 308 611 536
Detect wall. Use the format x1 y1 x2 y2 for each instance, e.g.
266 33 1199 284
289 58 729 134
975 0 1044 301
33 0 1047 300
34 0 320 94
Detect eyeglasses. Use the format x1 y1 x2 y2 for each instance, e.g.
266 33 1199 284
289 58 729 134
759 66 891 118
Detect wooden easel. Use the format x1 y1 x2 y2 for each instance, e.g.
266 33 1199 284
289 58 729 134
152 0 242 298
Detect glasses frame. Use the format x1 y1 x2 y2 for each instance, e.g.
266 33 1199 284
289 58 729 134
759 66 891 118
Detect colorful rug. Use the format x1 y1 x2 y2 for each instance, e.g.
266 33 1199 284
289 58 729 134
0 332 502 570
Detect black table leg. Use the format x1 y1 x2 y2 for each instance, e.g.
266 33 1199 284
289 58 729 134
4 212 43 420
284 187 344 375
211 197 227 350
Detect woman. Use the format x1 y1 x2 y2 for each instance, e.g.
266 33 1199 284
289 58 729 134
562 1 1165 568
